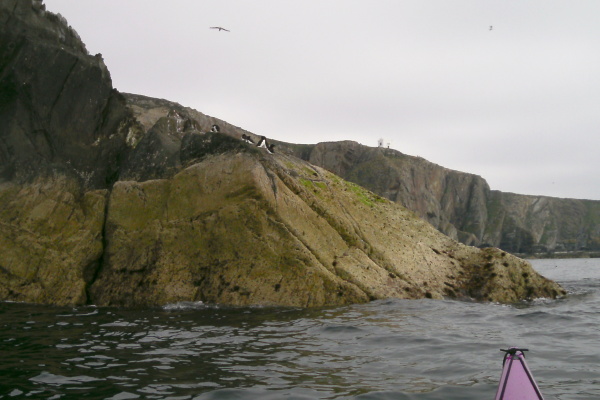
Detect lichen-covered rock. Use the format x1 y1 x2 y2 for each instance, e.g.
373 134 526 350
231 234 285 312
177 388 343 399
87 151 565 307
452 247 565 302
90 153 367 307
0 176 107 305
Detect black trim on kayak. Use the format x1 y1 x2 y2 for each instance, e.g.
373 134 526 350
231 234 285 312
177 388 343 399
497 348 544 400
501 348 528 366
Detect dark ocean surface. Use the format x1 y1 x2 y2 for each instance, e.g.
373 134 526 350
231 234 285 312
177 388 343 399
1 258 599 400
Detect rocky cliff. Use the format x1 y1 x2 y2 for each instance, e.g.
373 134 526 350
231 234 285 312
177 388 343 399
0 0 565 307
286 142 600 256
0 0 136 189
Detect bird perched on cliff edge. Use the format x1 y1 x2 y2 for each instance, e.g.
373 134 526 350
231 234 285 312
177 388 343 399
257 136 268 148
241 134 254 144
256 136 275 154
210 26 230 32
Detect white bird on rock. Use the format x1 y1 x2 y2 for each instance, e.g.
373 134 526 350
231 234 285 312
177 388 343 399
256 136 275 154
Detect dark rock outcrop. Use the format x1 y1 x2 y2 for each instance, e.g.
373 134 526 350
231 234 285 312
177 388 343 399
0 0 137 189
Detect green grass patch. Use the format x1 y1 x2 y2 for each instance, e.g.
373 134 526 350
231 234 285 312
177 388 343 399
299 179 327 192
344 181 386 207
302 167 318 177
299 178 313 189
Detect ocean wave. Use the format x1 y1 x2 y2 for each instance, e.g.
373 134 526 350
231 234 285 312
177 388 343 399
162 301 208 311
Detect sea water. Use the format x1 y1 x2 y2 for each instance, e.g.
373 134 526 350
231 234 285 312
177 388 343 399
1 258 599 400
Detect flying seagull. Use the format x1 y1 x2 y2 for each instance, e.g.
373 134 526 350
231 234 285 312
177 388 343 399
210 26 230 32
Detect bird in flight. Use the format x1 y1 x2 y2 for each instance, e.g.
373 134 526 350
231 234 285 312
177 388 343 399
210 27 230 32
489 25 493 30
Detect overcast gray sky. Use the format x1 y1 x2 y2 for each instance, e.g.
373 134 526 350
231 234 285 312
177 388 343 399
43 0 600 200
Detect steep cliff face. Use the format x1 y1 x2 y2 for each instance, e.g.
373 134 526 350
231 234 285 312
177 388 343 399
485 192 600 254
0 0 132 305
295 142 600 256
0 0 137 189
0 0 565 307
